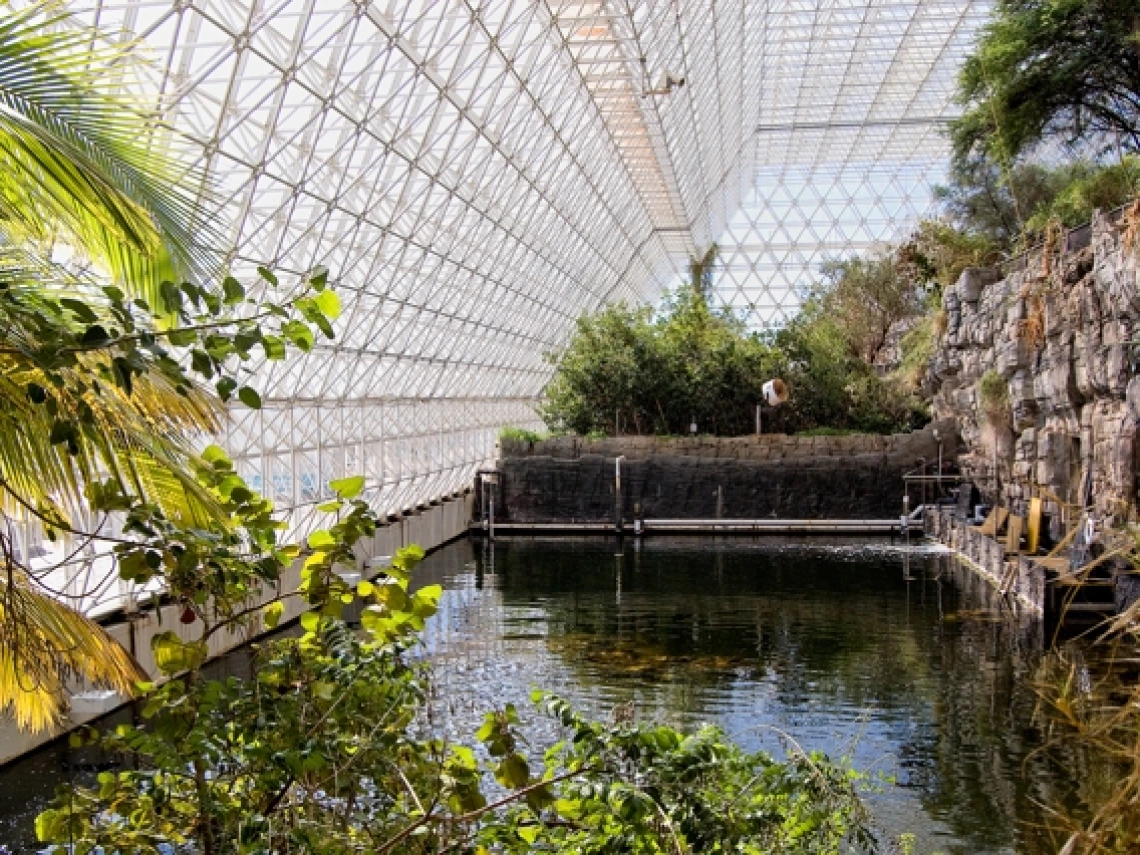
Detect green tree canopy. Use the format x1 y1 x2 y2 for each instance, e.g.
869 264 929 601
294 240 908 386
951 0 1140 165
813 251 923 363
542 249 929 438
933 155 1140 248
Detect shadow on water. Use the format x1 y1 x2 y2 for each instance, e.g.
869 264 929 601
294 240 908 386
0 536 1121 854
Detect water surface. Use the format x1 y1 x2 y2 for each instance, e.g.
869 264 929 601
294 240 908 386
0 535 1116 853
414 536 1100 855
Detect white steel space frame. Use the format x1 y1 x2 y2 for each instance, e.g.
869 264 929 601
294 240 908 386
54 0 989 548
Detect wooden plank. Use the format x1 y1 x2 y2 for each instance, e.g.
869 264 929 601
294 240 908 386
1026 497 1043 553
1035 555 1069 572
978 506 1008 536
1005 515 1024 555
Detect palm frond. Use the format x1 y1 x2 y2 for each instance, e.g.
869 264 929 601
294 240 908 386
0 362 225 524
0 571 145 732
0 241 225 524
0 1 222 301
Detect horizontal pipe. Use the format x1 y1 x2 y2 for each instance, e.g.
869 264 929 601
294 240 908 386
645 518 920 528
471 519 922 535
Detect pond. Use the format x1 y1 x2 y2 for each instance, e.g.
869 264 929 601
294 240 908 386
0 535 1117 853
413 537 1100 855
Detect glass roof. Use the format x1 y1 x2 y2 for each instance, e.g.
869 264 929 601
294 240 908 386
67 0 990 525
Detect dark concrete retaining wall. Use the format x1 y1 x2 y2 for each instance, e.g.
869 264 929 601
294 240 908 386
490 422 952 523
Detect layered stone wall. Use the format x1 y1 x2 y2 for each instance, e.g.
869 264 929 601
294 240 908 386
930 210 1140 539
503 426 948 463
492 423 950 522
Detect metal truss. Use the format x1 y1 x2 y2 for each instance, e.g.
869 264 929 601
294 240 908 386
58 0 989 529
717 0 991 326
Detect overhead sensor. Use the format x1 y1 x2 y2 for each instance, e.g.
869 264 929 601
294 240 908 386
643 72 685 97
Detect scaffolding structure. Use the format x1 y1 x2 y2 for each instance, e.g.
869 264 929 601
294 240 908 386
65 0 990 531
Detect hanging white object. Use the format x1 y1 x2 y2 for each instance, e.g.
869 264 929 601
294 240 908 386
762 378 789 408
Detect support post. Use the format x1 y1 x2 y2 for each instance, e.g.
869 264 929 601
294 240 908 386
614 455 625 534
755 404 761 437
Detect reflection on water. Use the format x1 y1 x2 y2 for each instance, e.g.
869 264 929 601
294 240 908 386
413 536 1104 855
0 536 1118 854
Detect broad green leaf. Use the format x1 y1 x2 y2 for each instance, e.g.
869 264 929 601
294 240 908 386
117 550 151 583
238 386 262 409
300 612 321 633
201 445 232 466
392 544 426 572
308 530 336 549
151 632 205 675
282 319 314 351
222 276 245 304
495 753 530 789
377 582 409 613
35 809 68 843
412 584 442 619
313 290 341 320
450 745 477 768
263 601 284 629
257 265 279 286
215 376 237 401
329 474 365 499
261 334 287 360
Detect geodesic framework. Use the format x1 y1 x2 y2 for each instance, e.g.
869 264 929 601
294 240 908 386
66 0 989 529
717 0 991 326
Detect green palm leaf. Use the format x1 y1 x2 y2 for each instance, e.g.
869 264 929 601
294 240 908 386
0 570 146 732
0 3 233 733
0 1 221 301
0 241 225 524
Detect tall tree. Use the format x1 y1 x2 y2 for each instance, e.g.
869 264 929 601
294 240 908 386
951 0 1140 165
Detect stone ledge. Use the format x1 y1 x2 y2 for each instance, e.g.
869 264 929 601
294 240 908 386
505 420 954 465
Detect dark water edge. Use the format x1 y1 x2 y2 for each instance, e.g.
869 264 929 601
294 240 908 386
0 535 1123 853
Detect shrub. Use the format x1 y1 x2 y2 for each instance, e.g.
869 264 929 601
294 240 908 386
499 426 547 444
542 283 786 436
1024 157 1140 233
543 273 929 437
978 369 1010 422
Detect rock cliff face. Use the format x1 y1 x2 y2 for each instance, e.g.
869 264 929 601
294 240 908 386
930 209 1140 538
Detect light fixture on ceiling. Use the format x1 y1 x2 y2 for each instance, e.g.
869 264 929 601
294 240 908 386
643 72 685 97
